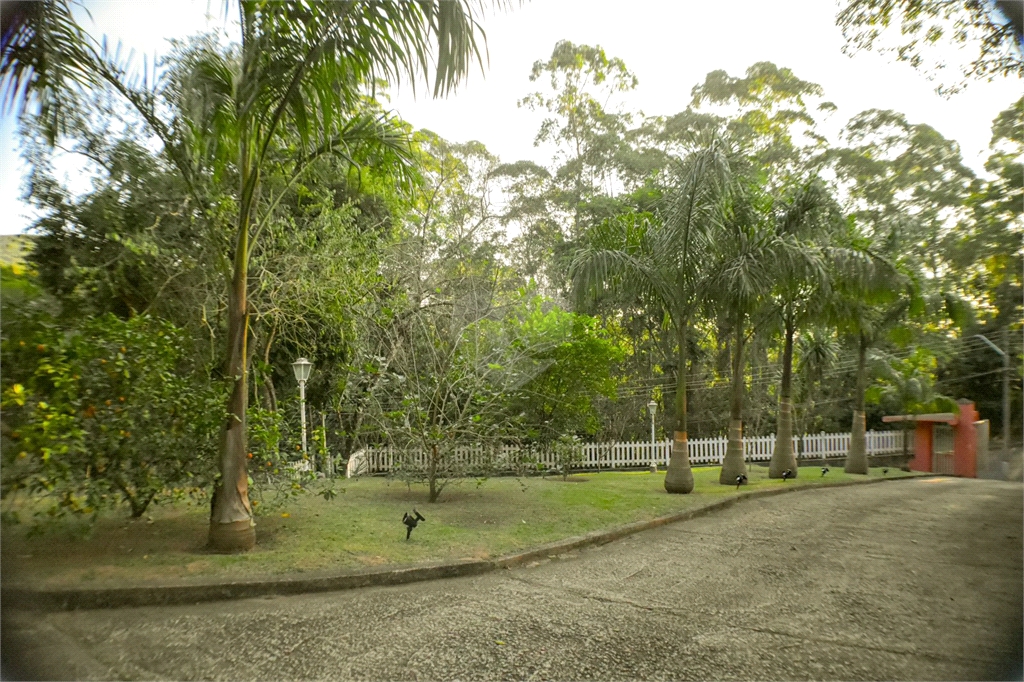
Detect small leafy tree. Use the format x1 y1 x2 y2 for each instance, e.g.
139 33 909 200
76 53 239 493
370 291 546 502
552 433 584 481
1 271 225 524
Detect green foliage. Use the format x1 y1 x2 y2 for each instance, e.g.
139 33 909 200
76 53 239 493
836 0 1023 95
519 39 638 240
552 433 584 481
865 347 957 437
943 97 1023 329
504 294 623 440
690 61 830 174
0 0 96 142
243 404 324 515
0 270 225 525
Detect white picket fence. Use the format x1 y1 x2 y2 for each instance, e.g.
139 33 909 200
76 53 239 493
346 430 910 477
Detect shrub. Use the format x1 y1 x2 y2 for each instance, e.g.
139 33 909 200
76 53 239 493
1 280 225 525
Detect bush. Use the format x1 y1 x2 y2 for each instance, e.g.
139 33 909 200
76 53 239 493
1 276 226 525
552 434 584 480
244 404 327 514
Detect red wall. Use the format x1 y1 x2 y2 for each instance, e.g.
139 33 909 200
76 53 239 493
910 422 933 473
953 402 979 478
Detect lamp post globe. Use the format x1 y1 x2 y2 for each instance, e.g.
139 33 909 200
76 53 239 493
647 400 658 473
291 358 313 460
291 357 313 383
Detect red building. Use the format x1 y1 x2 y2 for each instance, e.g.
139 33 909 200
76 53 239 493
882 400 980 477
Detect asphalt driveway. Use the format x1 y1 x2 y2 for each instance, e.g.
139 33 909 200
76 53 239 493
4 477 1022 681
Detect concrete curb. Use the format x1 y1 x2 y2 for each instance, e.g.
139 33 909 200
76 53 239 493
2 475 935 612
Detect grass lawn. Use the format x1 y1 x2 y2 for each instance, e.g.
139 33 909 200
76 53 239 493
1 466 921 589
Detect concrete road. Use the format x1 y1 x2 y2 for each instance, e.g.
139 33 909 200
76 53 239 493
4 477 1022 681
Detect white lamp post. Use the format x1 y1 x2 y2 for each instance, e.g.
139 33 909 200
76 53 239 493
648 400 658 473
291 357 313 461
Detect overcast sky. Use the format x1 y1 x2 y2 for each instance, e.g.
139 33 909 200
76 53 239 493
0 0 1020 235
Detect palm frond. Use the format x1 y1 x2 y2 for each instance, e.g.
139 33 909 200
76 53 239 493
1 0 96 143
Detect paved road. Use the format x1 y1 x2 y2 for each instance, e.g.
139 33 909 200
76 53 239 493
4 478 1022 681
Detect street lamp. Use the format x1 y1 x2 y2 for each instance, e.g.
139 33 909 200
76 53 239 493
647 400 658 474
291 357 313 460
974 334 1010 465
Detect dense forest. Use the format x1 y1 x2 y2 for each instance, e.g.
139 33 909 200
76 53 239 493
1 2 1019 548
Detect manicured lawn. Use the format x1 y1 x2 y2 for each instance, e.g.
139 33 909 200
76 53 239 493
0 466 921 589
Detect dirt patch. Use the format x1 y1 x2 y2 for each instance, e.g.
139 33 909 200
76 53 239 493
455 546 491 562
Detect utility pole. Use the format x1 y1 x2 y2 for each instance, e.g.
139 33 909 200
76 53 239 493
1002 328 1011 464
975 333 1010 463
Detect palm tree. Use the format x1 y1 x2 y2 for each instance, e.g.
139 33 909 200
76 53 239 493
202 3 496 552
705 175 828 485
765 177 840 478
6 1 498 551
1 0 95 143
571 141 730 494
827 227 917 475
793 329 839 449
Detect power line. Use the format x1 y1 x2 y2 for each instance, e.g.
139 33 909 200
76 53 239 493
609 335 995 399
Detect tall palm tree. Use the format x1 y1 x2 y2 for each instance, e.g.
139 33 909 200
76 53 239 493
571 142 730 494
203 3 496 552
6 1 498 551
1 0 94 143
826 226 917 475
706 178 822 485
793 329 839 445
765 177 840 478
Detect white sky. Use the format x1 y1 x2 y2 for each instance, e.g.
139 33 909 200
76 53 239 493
0 0 1020 235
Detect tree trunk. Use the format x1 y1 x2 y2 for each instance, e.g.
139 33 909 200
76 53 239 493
260 325 278 412
720 314 748 484
207 155 257 552
845 333 869 475
428 443 439 502
262 375 277 412
665 323 694 494
769 312 798 478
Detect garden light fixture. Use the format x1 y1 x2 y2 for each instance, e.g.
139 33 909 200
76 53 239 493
292 357 313 458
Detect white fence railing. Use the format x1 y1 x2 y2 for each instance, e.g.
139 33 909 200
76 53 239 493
346 430 911 478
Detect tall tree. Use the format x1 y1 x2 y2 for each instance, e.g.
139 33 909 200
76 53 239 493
689 61 835 179
824 108 976 276
17 2 497 551
706 176 823 484
571 141 730 494
836 0 1024 95
827 226 918 474
943 97 1023 328
765 177 840 478
519 40 638 241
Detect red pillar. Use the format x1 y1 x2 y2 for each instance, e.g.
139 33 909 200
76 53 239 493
953 401 978 478
910 422 933 473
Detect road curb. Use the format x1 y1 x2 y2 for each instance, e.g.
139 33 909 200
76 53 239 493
2 474 936 612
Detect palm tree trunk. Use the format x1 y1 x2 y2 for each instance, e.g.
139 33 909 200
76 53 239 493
665 322 694 494
770 312 798 478
720 313 748 484
208 117 258 551
845 333 869 474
